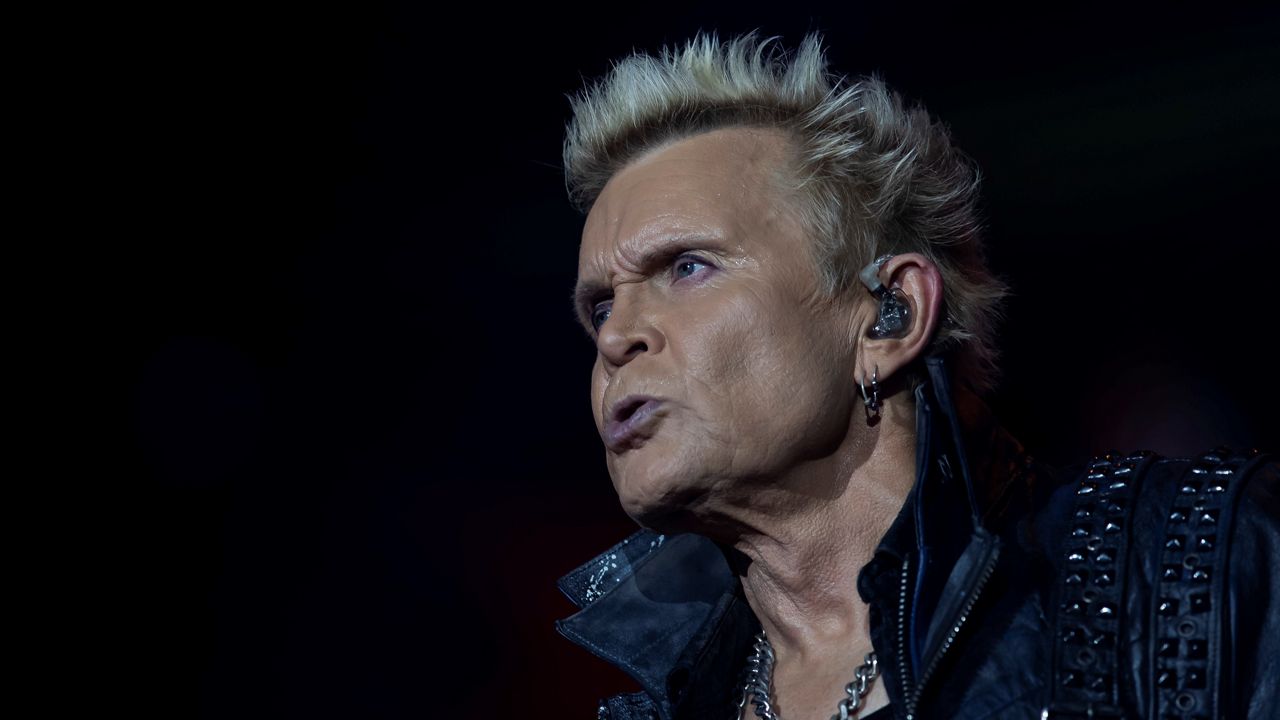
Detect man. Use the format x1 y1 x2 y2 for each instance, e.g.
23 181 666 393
554 31 1279 719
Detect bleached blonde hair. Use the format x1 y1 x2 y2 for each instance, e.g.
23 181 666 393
563 30 1011 396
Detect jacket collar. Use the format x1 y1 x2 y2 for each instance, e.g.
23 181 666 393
555 531 754 719
554 351 1028 719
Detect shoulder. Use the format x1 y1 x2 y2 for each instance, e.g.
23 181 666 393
1026 447 1276 551
1173 448 1280 719
1034 445 1278 588
1035 445 1279 718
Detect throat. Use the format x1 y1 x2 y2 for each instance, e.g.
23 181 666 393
738 629 888 719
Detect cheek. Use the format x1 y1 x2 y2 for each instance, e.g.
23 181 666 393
694 297 851 446
676 295 800 439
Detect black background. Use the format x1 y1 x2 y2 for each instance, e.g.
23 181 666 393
80 3 1279 717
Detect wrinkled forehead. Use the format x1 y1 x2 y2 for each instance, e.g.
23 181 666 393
577 127 798 274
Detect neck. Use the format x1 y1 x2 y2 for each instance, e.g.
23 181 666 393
727 395 917 663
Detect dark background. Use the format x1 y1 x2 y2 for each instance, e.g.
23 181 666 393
84 2 1278 717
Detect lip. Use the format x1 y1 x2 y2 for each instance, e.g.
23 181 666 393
604 395 667 452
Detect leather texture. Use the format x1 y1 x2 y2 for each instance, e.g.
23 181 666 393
555 351 1280 719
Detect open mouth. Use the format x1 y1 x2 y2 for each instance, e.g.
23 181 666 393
604 396 665 451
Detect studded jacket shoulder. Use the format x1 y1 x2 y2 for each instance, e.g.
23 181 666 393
1032 447 1280 719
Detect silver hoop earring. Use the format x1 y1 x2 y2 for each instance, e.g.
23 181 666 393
860 364 882 423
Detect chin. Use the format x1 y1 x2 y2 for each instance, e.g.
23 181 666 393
612 463 707 535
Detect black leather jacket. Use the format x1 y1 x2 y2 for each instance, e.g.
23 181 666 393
555 353 1280 719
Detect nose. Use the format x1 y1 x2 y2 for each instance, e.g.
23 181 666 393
596 291 665 371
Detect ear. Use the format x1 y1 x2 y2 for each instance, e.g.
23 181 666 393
854 252 943 386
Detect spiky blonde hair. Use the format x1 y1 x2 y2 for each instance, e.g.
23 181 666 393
563 30 1010 395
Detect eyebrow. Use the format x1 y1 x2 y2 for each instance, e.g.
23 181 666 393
570 233 721 336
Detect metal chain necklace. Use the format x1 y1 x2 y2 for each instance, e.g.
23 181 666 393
735 630 880 720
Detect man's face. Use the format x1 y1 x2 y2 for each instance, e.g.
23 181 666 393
575 127 864 530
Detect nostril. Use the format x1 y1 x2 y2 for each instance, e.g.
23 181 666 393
627 340 648 356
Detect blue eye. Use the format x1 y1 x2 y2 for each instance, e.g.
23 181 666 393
591 301 612 332
675 256 710 280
